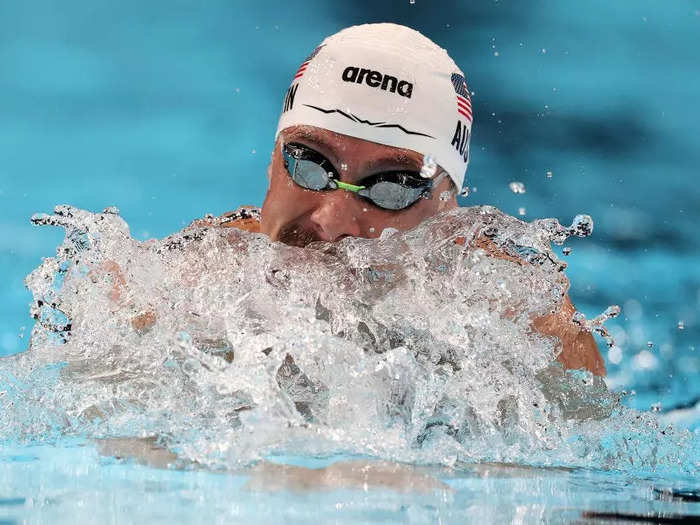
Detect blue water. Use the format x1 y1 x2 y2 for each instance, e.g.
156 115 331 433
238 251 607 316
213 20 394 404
1 1 699 522
0 441 698 523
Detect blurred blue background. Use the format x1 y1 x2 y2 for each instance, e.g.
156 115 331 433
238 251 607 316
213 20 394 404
1 1 698 419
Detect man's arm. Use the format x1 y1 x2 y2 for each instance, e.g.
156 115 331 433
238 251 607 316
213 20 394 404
532 294 606 376
469 236 606 376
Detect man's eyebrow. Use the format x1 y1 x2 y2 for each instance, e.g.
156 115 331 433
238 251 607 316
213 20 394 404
361 152 422 173
288 132 337 158
285 131 422 174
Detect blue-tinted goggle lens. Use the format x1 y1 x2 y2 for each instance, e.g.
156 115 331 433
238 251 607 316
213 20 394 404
282 143 432 210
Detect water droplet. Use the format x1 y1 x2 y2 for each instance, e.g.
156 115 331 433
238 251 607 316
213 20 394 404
409 0 415 4
608 346 622 364
102 206 120 215
509 181 526 194
420 154 438 178
562 247 572 256
546 170 553 179
570 214 594 237
471 186 477 193
494 51 499 57
678 321 685 330
369 227 375 233
647 341 654 348
518 207 526 216
603 305 621 319
459 187 470 197
362 207 368 213
251 149 256 154
439 191 452 202
541 48 547 54
379 227 399 240
651 402 661 412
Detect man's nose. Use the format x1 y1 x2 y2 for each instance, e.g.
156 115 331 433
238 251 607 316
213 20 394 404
309 190 363 241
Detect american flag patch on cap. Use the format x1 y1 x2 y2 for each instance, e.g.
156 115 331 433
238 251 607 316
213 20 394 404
451 73 473 123
293 44 325 81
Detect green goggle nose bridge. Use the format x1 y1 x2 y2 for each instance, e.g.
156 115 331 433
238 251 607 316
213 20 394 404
335 180 365 192
282 142 438 211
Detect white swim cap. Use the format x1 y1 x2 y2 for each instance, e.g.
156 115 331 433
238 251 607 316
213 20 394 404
275 23 473 191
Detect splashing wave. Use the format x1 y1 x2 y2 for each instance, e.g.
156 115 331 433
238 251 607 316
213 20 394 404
0 205 696 475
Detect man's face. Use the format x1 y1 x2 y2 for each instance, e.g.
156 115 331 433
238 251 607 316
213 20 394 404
260 125 458 247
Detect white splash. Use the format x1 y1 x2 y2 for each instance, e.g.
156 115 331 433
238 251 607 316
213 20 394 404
0 205 695 475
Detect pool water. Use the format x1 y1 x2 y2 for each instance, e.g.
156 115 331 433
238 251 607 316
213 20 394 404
0 442 698 524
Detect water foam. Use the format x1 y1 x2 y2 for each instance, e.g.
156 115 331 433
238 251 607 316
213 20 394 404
0 205 696 475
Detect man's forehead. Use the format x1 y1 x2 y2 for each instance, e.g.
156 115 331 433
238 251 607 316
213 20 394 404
281 125 424 171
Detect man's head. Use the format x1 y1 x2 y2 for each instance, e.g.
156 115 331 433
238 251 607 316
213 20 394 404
261 23 473 246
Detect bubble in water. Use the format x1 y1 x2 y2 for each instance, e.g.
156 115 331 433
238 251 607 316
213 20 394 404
420 154 438 179
460 187 470 197
509 181 526 194
678 321 685 330
340 163 348 171
518 207 526 216
651 402 662 412
647 341 654 348
562 247 572 256
546 171 553 179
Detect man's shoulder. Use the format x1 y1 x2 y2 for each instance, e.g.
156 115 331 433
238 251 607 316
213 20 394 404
187 206 262 233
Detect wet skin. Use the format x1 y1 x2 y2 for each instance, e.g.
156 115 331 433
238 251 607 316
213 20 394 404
260 125 458 246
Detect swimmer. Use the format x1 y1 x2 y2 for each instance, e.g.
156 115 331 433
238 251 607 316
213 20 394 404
98 23 605 489
194 23 605 377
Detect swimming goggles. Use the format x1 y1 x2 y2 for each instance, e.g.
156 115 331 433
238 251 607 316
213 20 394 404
282 142 444 210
